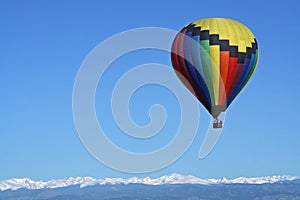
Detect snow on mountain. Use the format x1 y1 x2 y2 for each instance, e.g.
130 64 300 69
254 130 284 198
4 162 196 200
0 174 298 191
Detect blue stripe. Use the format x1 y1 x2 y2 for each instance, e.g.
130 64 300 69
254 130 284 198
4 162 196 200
184 31 212 107
191 35 205 78
241 53 257 88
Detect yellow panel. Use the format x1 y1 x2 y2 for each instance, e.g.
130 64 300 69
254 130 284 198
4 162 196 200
235 20 246 53
242 23 255 45
226 19 239 47
208 18 219 34
210 45 220 105
218 19 229 41
200 19 209 30
192 18 256 52
232 20 253 52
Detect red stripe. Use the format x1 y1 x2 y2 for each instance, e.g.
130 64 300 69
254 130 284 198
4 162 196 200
219 51 230 105
225 57 238 97
227 63 244 98
171 33 183 76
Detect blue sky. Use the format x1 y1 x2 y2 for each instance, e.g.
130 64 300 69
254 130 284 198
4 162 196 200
1 0 300 181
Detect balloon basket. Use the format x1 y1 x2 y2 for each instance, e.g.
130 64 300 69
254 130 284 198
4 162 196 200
213 121 223 128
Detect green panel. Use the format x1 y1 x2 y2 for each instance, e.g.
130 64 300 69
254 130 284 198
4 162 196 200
200 40 215 105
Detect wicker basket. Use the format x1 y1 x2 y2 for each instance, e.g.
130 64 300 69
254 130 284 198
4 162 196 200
213 121 223 128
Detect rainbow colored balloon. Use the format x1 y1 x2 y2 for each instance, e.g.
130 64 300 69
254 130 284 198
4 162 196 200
171 18 259 128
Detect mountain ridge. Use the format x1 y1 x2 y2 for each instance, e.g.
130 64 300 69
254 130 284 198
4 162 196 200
1 173 298 192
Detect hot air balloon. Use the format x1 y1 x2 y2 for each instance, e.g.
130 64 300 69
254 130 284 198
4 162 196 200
171 18 258 128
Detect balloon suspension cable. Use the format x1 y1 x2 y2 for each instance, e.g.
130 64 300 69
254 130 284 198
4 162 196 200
213 117 220 123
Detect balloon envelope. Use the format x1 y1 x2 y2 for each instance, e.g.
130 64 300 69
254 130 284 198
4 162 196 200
171 18 258 118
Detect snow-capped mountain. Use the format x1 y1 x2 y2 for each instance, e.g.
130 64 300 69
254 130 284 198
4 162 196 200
0 174 298 191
